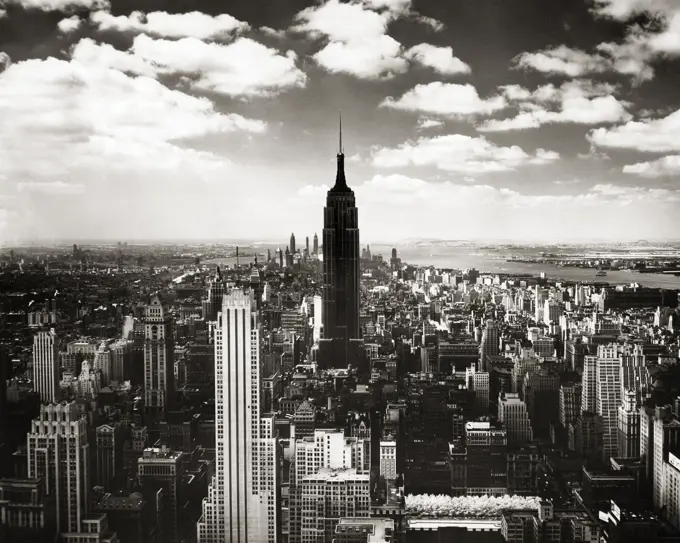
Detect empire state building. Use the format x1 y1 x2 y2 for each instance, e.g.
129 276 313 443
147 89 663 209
321 121 360 368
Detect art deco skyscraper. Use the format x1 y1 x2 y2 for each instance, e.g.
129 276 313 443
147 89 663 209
33 329 59 402
197 289 278 543
27 402 90 535
313 233 318 255
143 294 175 418
290 233 296 255
322 121 360 367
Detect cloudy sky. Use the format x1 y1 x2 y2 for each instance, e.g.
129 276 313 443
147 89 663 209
1 0 680 244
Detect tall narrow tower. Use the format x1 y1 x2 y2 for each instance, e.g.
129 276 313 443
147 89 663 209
197 289 278 543
33 329 59 402
143 294 175 418
290 233 296 254
322 117 360 367
313 233 319 255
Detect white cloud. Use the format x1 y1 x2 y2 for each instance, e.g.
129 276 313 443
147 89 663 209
589 108 680 152
514 46 611 77
381 82 506 117
0 56 264 179
478 81 630 132
623 155 680 177
2 0 109 11
415 15 444 31
514 43 655 82
590 0 675 21
90 10 249 40
293 0 389 42
0 8 6 17
289 174 680 240
404 43 471 75
71 38 156 76
417 118 444 130
57 15 81 32
130 34 306 97
0 52 10 73
312 35 408 79
371 134 559 174
360 0 411 15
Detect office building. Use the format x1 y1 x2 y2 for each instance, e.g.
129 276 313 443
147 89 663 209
143 295 175 418
498 393 533 445
559 384 581 428
479 320 499 371
137 446 185 543
197 290 279 543
95 424 122 490
596 351 622 461
333 518 394 543
27 402 90 534
322 125 360 368
617 390 640 459
33 329 60 403
0 477 57 543
299 468 370 543
313 233 319 255
379 435 397 482
290 233 296 255
290 429 370 543
581 355 598 415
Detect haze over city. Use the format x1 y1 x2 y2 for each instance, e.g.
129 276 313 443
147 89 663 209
2 0 680 243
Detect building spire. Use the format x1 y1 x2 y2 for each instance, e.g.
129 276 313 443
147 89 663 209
333 112 349 191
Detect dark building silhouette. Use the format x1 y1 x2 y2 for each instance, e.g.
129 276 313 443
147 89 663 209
322 121 360 368
313 233 319 255
290 233 296 255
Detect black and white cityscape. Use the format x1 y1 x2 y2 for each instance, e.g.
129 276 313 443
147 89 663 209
2 0 680 542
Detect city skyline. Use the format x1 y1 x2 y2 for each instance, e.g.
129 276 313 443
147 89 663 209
2 0 680 243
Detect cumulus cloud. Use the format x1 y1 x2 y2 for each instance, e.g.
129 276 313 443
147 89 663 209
623 155 680 177
404 43 471 75
513 43 655 82
289 174 679 240
371 134 559 174
478 81 630 132
129 34 307 97
291 0 443 79
90 10 249 40
381 83 506 118
71 38 156 76
2 0 109 11
57 15 81 32
588 108 680 152
0 56 265 181
312 35 408 79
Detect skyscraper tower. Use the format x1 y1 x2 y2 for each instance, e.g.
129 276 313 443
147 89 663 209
305 236 310 256
33 329 59 403
322 117 360 368
290 233 296 254
27 402 90 534
197 290 278 543
313 233 318 255
143 294 175 418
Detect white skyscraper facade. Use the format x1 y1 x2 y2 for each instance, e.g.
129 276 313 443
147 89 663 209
198 289 278 543
33 329 59 403
27 402 90 535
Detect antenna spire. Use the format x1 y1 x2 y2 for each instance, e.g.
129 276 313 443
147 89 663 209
339 111 343 155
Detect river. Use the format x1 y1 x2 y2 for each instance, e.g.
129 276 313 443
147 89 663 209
205 245 680 289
